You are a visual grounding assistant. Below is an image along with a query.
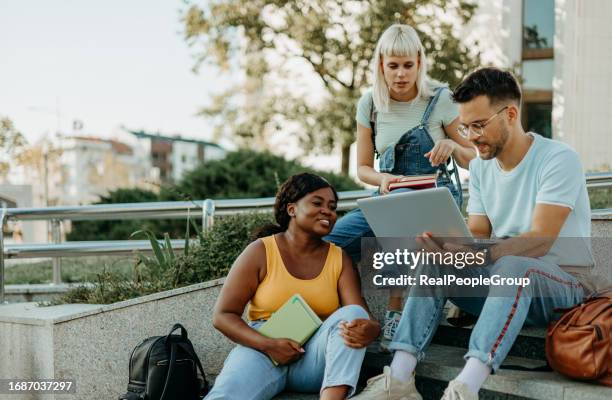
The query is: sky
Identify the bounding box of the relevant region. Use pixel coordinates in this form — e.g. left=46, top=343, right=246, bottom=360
left=0, top=0, right=228, bottom=146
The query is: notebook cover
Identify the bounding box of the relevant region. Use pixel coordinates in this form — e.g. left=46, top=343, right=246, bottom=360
left=258, top=294, right=323, bottom=362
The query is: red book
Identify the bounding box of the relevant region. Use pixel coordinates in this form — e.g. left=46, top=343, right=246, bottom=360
left=388, top=174, right=437, bottom=191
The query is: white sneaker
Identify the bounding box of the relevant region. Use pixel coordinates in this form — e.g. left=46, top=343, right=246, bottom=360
left=352, top=366, right=422, bottom=400
left=379, top=310, right=402, bottom=352
left=440, top=380, right=478, bottom=400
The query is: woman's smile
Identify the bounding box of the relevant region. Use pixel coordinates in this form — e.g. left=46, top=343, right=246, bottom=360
left=318, top=218, right=331, bottom=227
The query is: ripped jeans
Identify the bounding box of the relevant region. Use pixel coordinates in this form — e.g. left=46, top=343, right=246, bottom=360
left=388, top=255, right=584, bottom=371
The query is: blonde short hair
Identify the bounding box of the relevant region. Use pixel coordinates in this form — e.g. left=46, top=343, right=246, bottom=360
left=372, top=24, right=436, bottom=112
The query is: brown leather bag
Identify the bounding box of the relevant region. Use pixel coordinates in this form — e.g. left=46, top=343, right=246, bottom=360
left=546, top=289, right=612, bottom=387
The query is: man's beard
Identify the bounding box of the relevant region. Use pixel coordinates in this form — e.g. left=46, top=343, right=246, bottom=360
left=477, top=126, right=509, bottom=160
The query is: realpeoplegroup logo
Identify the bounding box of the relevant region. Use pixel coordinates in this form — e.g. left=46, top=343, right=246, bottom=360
left=372, top=272, right=531, bottom=289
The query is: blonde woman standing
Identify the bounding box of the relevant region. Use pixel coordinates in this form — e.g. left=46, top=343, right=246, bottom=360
left=325, top=24, right=475, bottom=352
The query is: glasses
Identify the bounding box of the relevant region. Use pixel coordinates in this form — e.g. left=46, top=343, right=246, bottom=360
left=457, top=106, right=509, bottom=139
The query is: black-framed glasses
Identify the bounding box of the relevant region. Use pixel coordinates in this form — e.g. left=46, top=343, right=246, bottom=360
left=457, top=106, right=509, bottom=139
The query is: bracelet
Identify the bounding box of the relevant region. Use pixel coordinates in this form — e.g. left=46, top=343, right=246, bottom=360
left=482, top=248, right=493, bottom=265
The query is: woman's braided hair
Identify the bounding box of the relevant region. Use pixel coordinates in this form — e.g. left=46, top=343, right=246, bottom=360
left=254, top=173, right=338, bottom=239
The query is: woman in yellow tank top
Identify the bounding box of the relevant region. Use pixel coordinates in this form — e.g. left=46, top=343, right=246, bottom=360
left=206, top=173, right=381, bottom=400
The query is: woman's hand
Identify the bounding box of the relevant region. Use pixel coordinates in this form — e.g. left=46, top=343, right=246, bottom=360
left=424, top=139, right=456, bottom=167
left=262, top=338, right=305, bottom=365
left=378, top=173, right=403, bottom=195
left=339, top=318, right=381, bottom=348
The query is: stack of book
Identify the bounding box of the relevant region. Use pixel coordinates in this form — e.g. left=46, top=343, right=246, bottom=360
left=388, top=173, right=438, bottom=191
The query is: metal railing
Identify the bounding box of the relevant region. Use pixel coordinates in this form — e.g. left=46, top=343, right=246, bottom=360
left=1, top=172, right=612, bottom=302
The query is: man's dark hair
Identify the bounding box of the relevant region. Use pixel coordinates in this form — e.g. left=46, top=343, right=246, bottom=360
left=452, top=67, right=522, bottom=106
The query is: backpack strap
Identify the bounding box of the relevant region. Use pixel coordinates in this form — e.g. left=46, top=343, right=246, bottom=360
left=420, top=86, right=445, bottom=125
left=159, top=341, right=177, bottom=400
left=369, top=92, right=380, bottom=158
left=177, top=342, right=209, bottom=395
left=421, top=87, right=464, bottom=206
left=165, top=323, right=188, bottom=342
left=159, top=324, right=209, bottom=398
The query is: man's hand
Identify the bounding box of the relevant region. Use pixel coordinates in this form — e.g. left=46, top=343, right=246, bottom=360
left=417, top=232, right=488, bottom=267
left=339, top=319, right=381, bottom=348
left=416, top=231, right=445, bottom=252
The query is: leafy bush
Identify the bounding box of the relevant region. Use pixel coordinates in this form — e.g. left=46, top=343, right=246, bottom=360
left=171, top=212, right=273, bottom=284
left=162, top=149, right=361, bottom=201
left=68, top=149, right=361, bottom=240
left=55, top=213, right=273, bottom=305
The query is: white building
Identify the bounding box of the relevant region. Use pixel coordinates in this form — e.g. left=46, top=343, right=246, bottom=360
left=473, top=0, right=612, bottom=171
left=128, top=130, right=226, bottom=183
left=56, top=136, right=158, bottom=205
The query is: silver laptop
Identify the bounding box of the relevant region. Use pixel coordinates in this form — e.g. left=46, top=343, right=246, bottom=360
left=357, top=187, right=472, bottom=240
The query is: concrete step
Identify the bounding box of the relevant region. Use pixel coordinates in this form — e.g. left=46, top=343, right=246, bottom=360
left=274, top=394, right=317, bottom=400
left=432, top=320, right=547, bottom=361
left=362, top=344, right=611, bottom=400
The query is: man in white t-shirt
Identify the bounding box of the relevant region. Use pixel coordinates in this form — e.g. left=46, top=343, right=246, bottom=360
left=353, top=68, right=590, bottom=400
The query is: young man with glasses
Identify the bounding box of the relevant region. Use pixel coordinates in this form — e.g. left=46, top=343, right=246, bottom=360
left=352, top=68, right=593, bottom=400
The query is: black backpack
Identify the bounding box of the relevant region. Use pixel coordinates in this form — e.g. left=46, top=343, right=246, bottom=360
left=119, top=323, right=209, bottom=400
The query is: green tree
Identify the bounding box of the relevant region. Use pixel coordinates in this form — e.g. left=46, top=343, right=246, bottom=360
left=0, top=116, right=27, bottom=181
left=68, top=149, right=361, bottom=240
left=163, top=149, right=361, bottom=201
left=183, top=0, right=480, bottom=174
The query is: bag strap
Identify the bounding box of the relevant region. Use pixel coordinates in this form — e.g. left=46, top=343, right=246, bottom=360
left=548, top=305, right=581, bottom=335
left=177, top=341, right=209, bottom=395
left=159, top=341, right=177, bottom=400
left=164, top=323, right=188, bottom=344
left=420, top=87, right=445, bottom=125
left=369, top=93, right=379, bottom=159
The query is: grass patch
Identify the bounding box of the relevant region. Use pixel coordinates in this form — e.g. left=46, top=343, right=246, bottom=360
left=5, top=256, right=134, bottom=285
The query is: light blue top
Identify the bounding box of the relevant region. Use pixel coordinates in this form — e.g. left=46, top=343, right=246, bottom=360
left=468, top=133, right=594, bottom=267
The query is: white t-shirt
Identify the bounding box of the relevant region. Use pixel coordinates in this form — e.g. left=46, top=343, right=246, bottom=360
left=356, top=88, right=458, bottom=155
left=468, top=133, right=594, bottom=267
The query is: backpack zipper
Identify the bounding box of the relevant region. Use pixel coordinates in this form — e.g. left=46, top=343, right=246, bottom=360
left=156, top=359, right=194, bottom=366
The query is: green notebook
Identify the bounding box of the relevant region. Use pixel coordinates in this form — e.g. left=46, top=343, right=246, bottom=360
left=258, top=294, right=323, bottom=363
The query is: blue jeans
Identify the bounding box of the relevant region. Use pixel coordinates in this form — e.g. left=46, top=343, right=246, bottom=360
left=205, top=305, right=369, bottom=400
left=388, top=256, right=584, bottom=371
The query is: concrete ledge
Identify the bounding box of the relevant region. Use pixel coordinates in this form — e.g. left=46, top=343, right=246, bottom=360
left=0, top=279, right=232, bottom=400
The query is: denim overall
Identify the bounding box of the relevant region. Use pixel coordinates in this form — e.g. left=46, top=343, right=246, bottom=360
left=324, top=87, right=463, bottom=263
left=376, top=87, right=462, bottom=205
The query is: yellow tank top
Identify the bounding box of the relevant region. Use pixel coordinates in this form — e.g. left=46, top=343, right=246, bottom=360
left=247, top=235, right=343, bottom=321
